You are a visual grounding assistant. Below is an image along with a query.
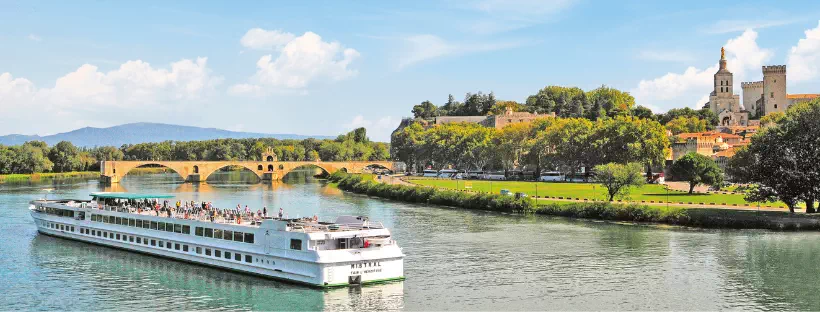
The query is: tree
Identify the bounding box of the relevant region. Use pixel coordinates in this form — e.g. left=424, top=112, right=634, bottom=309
left=306, top=150, right=320, bottom=161
left=670, top=152, right=724, bottom=194
left=593, top=162, right=645, bottom=201
left=760, top=111, right=785, bottom=127
left=727, top=99, right=820, bottom=213
left=665, top=116, right=707, bottom=135
left=494, top=123, right=532, bottom=171
left=543, top=118, right=594, bottom=181
left=656, top=107, right=717, bottom=130
left=586, top=85, right=635, bottom=118
left=48, top=141, right=82, bottom=172
left=412, top=100, right=438, bottom=119
left=631, top=105, right=654, bottom=120
left=593, top=116, right=670, bottom=174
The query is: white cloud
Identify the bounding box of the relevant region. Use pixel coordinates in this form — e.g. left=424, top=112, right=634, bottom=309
left=0, top=58, right=222, bottom=134
left=396, top=34, right=525, bottom=70
left=703, top=19, right=798, bottom=34
left=344, top=115, right=398, bottom=142
left=638, top=50, right=695, bottom=63
left=631, top=29, right=772, bottom=112
left=231, top=30, right=360, bottom=94
left=27, top=34, right=41, bottom=42
left=240, top=28, right=296, bottom=50
left=787, top=20, right=820, bottom=82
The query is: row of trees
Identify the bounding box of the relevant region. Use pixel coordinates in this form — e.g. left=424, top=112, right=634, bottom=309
left=409, top=87, right=719, bottom=136
left=0, top=128, right=390, bottom=175
left=391, top=115, right=670, bottom=178
left=727, top=99, right=820, bottom=213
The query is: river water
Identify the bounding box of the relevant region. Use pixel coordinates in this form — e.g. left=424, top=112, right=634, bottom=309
left=2, top=170, right=820, bottom=311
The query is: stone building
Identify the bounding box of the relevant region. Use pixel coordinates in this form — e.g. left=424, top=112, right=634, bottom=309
left=670, top=132, right=744, bottom=161
left=432, top=106, right=555, bottom=129
left=741, top=64, right=820, bottom=116
left=707, top=47, right=749, bottom=126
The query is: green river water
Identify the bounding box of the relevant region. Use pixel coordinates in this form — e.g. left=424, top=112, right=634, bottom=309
left=2, top=170, right=820, bottom=311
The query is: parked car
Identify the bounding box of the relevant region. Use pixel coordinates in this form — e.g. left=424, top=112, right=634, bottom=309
left=514, top=192, right=529, bottom=199
left=500, top=189, right=513, bottom=196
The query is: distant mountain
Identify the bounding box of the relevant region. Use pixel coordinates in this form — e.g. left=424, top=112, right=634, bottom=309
left=0, top=123, right=333, bottom=147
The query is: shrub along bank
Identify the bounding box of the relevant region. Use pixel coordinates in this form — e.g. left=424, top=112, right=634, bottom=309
left=330, top=173, right=820, bottom=231
left=329, top=172, right=533, bottom=213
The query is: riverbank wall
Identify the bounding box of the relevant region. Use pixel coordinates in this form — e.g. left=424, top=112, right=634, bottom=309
left=330, top=173, right=820, bottom=231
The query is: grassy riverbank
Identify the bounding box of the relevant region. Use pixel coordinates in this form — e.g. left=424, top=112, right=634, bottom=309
left=0, top=171, right=100, bottom=184
left=330, top=173, right=820, bottom=231
left=408, top=178, right=786, bottom=208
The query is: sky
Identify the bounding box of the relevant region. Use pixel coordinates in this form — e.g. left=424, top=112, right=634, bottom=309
left=2, top=0, right=820, bottom=142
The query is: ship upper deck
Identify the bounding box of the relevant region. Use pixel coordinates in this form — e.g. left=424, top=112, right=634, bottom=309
left=33, top=193, right=386, bottom=234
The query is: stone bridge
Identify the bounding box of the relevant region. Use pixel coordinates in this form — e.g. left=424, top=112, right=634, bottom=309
left=99, top=160, right=396, bottom=183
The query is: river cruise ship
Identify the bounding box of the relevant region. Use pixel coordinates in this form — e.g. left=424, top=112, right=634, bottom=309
left=29, top=192, right=405, bottom=288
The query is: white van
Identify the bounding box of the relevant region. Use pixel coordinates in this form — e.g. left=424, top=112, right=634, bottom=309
left=539, top=171, right=565, bottom=182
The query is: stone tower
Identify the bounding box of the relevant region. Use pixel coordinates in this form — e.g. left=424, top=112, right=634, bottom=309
left=741, top=81, right=763, bottom=116
left=710, top=47, right=737, bottom=114
left=762, top=65, right=787, bottom=114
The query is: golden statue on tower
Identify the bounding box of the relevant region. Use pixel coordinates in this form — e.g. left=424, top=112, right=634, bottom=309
left=721, top=46, right=725, bottom=59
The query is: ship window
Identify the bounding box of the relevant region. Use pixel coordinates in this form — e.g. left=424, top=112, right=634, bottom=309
left=129, top=219, right=135, bottom=227
left=136, top=237, right=141, bottom=244
left=245, top=255, right=252, bottom=263
left=158, top=222, right=165, bottom=231
left=136, top=220, right=143, bottom=228
left=235, top=253, right=241, bottom=261
left=244, top=233, right=254, bottom=244
left=214, top=229, right=223, bottom=240
left=101, top=215, right=107, bottom=223
left=151, top=239, right=156, bottom=246
left=103, top=232, right=108, bottom=238
left=290, top=239, right=302, bottom=251
left=233, top=232, right=243, bottom=242
left=174, top=224, right=182, bottom=233
left=115, top=233, right=120, bottom=240
left=338, top=238, right=348, bottom=249
left=91, top=230, right=96, bottom=236
left=97, top=231, right=102, bottom=237
left=115, top=217, right=122, bottom=225
left=195, top=227, right=203, bottom=236
left=205, top=248, right=212, bottom=256
left=196, top=247, right=202, bottom=254
left=70, top=226, right=74, bottom=232
left=224, top=251, right=231, bottom=259
left=166, top=242, right=172, bottom=249
left=143, top=238, right=149, bottom=245
left=215, top=250, right=221, bottom=258
left=129, top=236, right=134, bottom=243
left=159, top=241, right=164, bottom=247
left=175, top=243, right=180, bottom=250
left=142, top=221, right=149, bottom=229
left=223, top=230, right=233, bottom=241
left=151, top=221, right=158, bottom=230
left=182, top=225, right=190, bottom=235
left=165, top=223, right=174, bottom=233
left=205, top=228, right=213, bottom=238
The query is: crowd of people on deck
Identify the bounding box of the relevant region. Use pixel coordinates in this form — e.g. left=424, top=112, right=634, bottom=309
left=97, top=198, right=294, bottom=225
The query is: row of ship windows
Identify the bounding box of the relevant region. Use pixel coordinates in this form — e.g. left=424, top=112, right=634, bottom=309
left=45, top=221, right=280, bottom=266
left=78, top=227, right=254, bottom=264
left=90, top=214, right=192, bottom=235
left=40, top=207, right=75, bottom=218
left=194, top=227, right=255, bottom=244
left=89, top=214, right=256, bottom=244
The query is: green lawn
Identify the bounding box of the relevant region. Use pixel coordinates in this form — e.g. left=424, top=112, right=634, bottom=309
left=407, top=178, right=785, bottom=207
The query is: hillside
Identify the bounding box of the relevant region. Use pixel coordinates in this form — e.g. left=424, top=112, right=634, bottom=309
left=0, top=123, right=332, bottom=147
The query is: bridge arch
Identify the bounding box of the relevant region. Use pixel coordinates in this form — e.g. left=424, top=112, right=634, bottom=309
left=121, top=162, right=187, bottom=181
left=199, top=162, right=264, bottom=181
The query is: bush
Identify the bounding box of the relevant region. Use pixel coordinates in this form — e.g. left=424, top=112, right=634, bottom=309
left=534, top=202, right=690, bottom=224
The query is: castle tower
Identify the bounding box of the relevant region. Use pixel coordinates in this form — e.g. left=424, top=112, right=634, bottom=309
left=762, top=65, right=787, bottom=114
left=710, top=47, right=736, bottom=114
left=741, top=81, right=763, bottom=116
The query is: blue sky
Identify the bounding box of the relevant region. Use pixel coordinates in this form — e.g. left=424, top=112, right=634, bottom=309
left=2, top=0, right=820, bottom=142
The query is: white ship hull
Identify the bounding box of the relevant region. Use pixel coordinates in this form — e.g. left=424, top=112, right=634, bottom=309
left=30, top=201, right=404, bottom=288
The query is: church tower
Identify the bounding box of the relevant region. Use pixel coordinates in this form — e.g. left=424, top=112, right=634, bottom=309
left=710, top=47, right=736, bottom=113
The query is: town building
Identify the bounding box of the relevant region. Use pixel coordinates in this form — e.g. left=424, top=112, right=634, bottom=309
left=669, top=131, right=748, bottom=172
left=433, top=106, right=555, bottom=129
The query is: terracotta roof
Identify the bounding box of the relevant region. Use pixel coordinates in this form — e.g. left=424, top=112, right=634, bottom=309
left=787, top=94, right=820, bottom=99
left=677, top=132, right=741, bottom=139
left=713, top=148, right=736, bottom=158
